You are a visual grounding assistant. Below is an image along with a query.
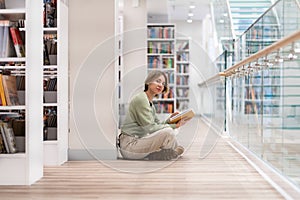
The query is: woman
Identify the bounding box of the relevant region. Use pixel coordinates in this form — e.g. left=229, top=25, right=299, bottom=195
left=119, top=70, right=189, bottom=160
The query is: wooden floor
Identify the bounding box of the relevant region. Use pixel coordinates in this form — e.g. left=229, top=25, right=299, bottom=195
left=0, top=119, right=284, bottom=200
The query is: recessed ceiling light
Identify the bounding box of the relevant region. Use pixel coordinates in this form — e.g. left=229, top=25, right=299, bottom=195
left=189, top=5, right=195, bottom=9
left=187, top=19, right=193, bottom=23
left=188, top=13, right=194, bottom=17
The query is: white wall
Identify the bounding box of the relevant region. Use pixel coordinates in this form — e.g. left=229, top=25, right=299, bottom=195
left=69, top=0, right=147, bottom=160
left=121, top=0, right=147, bottom=108
left=171, top=20, right=215, bottom=115
left=69, top=0, right=116, bottom=159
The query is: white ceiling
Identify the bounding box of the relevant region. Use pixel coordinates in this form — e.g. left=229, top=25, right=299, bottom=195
left=147, top=0, right=212, bottom=21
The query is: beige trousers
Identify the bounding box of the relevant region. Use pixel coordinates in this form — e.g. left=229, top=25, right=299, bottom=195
left=119, top=127, right=178, bottom=160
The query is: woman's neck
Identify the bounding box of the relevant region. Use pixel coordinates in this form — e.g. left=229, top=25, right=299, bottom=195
left=145, top=90, right=154, bottom=102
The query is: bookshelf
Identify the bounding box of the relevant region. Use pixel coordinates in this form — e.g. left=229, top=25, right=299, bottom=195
left=147, top=23, right=176, bottom=114
left=0, top=0, right=44, bottom=185
left=42, top=0, right=68, bottom=166
left=175, top=38, right=190, bottom=111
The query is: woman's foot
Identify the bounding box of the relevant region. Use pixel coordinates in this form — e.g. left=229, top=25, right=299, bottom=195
left=146, top=146, right=184, bottom=160
left=175, top=145, right=184, bottom=156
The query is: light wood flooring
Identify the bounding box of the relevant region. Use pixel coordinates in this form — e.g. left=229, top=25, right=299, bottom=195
left=0, top=119, right=284, bottom=200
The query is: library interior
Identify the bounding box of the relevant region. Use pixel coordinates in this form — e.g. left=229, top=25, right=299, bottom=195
left=0, top=0, right=300, bottom=199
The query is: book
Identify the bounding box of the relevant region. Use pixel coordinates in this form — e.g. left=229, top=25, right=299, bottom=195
left=9, top=26, right=25, bottom=57
left=0, top=122, right=10, bottom=153
left=2, top=122, right=17, bottom=153
left=169, top=109, right=195, bottom=124
left=0, top=132, right=6, bottom=153
left=0, top=74, right=7, bottom=106
left=2, top=75, right=20, bottom=106
left=0, top=20, right=16, bottom=58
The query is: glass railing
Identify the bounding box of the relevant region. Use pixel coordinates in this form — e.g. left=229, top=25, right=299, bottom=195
left=227, top=30, right=300, bottom=189
left=199, top=0, right=300, bottom=194
left=234, top=0, right=300, bottom=62
left=199, top=30, right=300, bottom=191
left=211, top=0, right=235, bottom=50
left=198, top=51, right=233, bottom=133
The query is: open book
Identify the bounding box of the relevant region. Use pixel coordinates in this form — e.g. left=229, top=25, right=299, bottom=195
left=169, top=109, right=195, bottom=124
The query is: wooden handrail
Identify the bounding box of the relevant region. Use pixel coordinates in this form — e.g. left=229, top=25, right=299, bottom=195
left=198, top=72, right=226, bottom=87
left=223, top=30, right=300, bottom=76
left=199, top=30, right=300, bottom=87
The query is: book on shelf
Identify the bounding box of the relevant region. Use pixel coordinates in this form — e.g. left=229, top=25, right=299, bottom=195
left=169, top=108, right=195, bottom=124
left=1, top=74, right=20, bottom=106
left=0, top=133, right=6, bottom=153
left=44, top=77, right=57, bottom=91
left=0, top=124, right=9, bottom=153
left=43, top=40, right=51, bottom=65
left=44, top=0, right=57, bottom=28
left=177, top=41, right=189, bottom=51
left=0, top=121, right=18, bottom=154
left=10, top=26, right=25, bottom=57
left=43, top=34, right=57, bottom=65
left=0, top=74, right=7, bottom=106
left=0, top=0, right=5, bottom=9
left=0, top=20, right=17, bottom=58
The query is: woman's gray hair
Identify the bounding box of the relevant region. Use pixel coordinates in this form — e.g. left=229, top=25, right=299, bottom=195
left=144, top=70, right=168, bottom=93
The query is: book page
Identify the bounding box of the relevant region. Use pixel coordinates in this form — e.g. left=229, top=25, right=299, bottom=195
left=169, top=109, right=195, bottom=124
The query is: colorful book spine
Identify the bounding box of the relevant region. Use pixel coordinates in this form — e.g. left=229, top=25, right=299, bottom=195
left=9, top=26, right=25, bottom=57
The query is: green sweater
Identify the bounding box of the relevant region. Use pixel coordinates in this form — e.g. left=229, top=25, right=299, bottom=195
left=121, top=92, right=176, bottom=138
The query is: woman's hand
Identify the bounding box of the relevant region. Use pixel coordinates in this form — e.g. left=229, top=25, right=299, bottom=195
left=167, top=112, right=179, bottom=124
left=175, top=117, right=189, bottom=128
left=170, top=112, right=179, bottom=118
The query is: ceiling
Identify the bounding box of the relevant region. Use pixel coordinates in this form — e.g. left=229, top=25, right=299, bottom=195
left=147, top=0, right=212, bottom=21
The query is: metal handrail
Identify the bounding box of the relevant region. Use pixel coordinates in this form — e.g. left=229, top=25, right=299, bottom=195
left=234, top=0, right=282, bottom=42
left=225, top=0, right=236, bottom=40
left=295, top=0, right=300, bottom=10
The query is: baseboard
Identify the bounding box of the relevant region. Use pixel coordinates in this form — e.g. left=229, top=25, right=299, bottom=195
left=68, top=149, right=118, bottom=160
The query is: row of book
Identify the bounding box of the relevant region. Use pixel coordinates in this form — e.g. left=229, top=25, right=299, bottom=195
left=0, top=62, right=25, bottom=67
left=176, top=100, right=189, bottom=111
left=43, top=0, right=57, bottom=28
left=148, top=26, right=175, bottom=39
left=44, top=77, right=57, bottom=91
left=176, top=64, right=189, bottom=73
left=176, top=41, right=189, bottom=51
left=177, top=52, right=189, bottom=62
left=43, top=106, right=57, bottom=140
left=44, top=107, right=57, bottom=127
left=147, top=56, right=160, bottom=68
left=162, top=58, right=174, bottom=68
left=165, top=72, right=174, bottom=84
left=148, top=56, right=176, bottom=69
left=155, top=87, right=174, bottom=99
left=43, top=34, right=57, bottom=65
left=176, top=76, right=189, bottom=85
left=154, top=102, right=174, bottom=114
left=0, top=20, right=25, bottom=58
left=16, top=75, right=25, bottom=90
left=148, top=42, right=173, bottom=54
left=176, top=88, right=189, bottom=98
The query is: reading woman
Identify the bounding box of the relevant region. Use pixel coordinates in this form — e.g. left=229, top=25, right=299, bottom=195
left=119, top=70, right=189, bottom=160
